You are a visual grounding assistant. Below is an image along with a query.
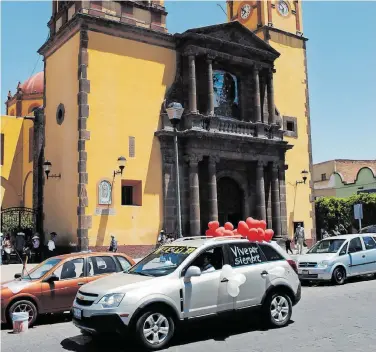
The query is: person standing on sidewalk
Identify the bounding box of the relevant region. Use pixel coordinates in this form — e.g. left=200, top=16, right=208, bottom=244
left=284, top=235, right=293, bottom=254
left=108, top=235, right=118, bottom=252
left=294, top=223, right=305, bottom=255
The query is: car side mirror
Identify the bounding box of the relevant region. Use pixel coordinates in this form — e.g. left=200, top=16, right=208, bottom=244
left=43, top=274, right=59, bottom=283
left=14, top=273, right=21, bottom=279
left=184, top=266, right=201, bottom=280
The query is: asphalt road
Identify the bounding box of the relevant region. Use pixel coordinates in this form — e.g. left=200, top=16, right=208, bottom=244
left=2, top=276, right=376, bottom=352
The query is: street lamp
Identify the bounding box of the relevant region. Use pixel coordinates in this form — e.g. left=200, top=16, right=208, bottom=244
left=296, top=170, right=309, bottom=185
left=166, top=102, right=184, bottom=238
left=43, top=160, right=61, bottom=179
left=114, top=156, right=126, bottom=177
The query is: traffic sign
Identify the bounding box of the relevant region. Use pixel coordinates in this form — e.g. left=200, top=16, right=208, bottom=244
left=354, top=204, right=363, bottom=220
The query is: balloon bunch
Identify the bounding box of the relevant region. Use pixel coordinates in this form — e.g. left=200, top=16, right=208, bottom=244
left=205, top=217, right=274, bottom=242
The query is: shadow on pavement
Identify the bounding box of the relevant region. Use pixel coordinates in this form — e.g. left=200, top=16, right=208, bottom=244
left=60, top=313, right=294, bottom=351
left=301, top=273, right=376, bottom=287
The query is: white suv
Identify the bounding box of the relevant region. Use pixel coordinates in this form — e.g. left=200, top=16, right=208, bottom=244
left=72, top=236, right=301, bottom=350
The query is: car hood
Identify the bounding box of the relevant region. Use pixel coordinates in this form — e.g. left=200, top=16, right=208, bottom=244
left=80, top=272, right=156, bottom=295
left=298, top=253, right=337, bottom=263
left=1, top=279, right=35, bottom=294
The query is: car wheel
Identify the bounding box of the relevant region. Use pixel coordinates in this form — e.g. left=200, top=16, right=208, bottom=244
left=263, top=292, right=292, bottom=328
left=135, top=310, right=175, bottom=351
left=332, top=267, right=346, bottom=285
left=8, top=299, right=38, bottom=326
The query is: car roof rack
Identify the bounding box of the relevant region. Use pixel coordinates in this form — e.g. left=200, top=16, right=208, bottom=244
left=173, top=236, right=211, bottom=242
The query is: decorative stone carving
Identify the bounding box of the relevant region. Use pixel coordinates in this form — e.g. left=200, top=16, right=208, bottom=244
left=98, top=180, right=112, bottom=205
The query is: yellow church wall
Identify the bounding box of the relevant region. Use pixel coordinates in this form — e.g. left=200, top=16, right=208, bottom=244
left=21, top=119, right=33, bottom=208
left=43, top=33, right=79, bottom=244
left=22, top=99, right=43, bottom=115
left=270, top=1, right=298, bottom=35
left=86, top=31, right=176, bottom=248
left=1, top=116, right=33, bottom=209
left=227, top=1, right=261, bottom=30
left=267, top=31, right=313, bottom=239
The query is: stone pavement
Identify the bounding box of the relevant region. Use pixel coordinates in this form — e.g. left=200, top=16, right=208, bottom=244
left=2, top=275, right=376, bottom=352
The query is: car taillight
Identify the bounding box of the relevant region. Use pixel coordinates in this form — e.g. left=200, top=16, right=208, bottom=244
left=287, top=259, right=298, bottom=274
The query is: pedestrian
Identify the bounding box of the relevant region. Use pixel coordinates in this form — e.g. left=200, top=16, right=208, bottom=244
left=15, top=232, right=26, bottom=263
left=284, top=235, right=293, bottom=254
left=321, top=228, right=330, bottom=239
left=32, top=233, right=41, bottom=263
left=3, top=234, right=12, bottom=264
left=0, top=232, right=3, bottom=265
left=47, top=232, right=57, bottom=257
left=339, top=224, right=348, bottom=235
left=331, top=225, right=341, bottom=237
left=294, top=223, right=305, bottom=255
left=109, top=235, right=118, bottom=252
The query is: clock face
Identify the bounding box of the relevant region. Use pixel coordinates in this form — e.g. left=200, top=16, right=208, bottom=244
left=277, top=1, right=290, bottom=17
left=240, top=4, right=252, bottom=20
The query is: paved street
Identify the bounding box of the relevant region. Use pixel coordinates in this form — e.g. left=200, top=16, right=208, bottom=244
left=2, top=276, right=376, bottom=352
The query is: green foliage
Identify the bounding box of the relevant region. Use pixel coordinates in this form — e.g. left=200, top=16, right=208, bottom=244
left=315, top=194, right=376, bottom=232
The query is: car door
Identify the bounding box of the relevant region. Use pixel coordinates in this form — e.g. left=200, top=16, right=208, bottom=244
left=227, top=242, right=269, bottom=309
left=348, top=237, right=367, bottom=276
left=41, top=257, right=86, bottom=312
left=181, top=245, right=233, bottom=318
left=85, top=255, right=120, bottom=284
left=360, top=236, right=376, bottom=273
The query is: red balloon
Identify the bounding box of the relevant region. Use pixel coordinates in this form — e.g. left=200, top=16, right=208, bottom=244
left=214, top=227, right=225, bottom=237
left=264, top=229, right=274, bottom=242
left=224, top=222, right=234, bottom=231
left=233, top=229, right=238, bottom=236
left=256, top=228, right=265, bottom=241
left=247, top=228, right=258, bottom=241
left=259, top=220, right=267, bottom=230
left=245, top=217, right=254, bottom=228
left=247, top=218, right=260, bottom=229
left=237, top=221, right=249, bottom=236
left=223, top=229, right=234, bottom=237
left=208, top=221, right=220, bottom=230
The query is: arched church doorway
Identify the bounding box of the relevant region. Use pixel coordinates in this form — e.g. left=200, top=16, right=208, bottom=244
left=217, top=177, right=244, bottom=226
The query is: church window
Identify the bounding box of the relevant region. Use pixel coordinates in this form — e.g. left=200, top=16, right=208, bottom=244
left=121, top=180, right=142, bottom=206
left=321, top=173, right=327, bottom=181
left=56, top=103, right=65, bottom=125
left=213, top=70, right=240, bottom=119
left=283, top=116, right=298, bottom=138
left=98, top=180, right=112, bottom=205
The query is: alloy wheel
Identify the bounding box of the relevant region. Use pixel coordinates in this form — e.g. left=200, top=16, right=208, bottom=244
left=142, top=313, right=170, bottom=346
left=13, top=302, right=34, bottom=323
left=270, top=295, right=290, bottom=324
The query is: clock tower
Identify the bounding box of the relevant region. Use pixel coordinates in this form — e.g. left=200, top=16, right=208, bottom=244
left=227, top=0, right=316, bottom=244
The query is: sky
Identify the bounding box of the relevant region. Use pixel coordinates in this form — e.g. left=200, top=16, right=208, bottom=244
left=1, top=1, right=376, bottom=164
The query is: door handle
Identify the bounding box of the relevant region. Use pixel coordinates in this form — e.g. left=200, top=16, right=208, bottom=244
left=362, top=255, right=366, bottom=258
left=261, top=271, right=268, bottom=277
left=221, top=278, right=229, bottom=283
left=78, top=282, right=85, bottom=286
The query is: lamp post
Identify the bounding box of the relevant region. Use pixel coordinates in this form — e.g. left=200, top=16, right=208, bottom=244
left=43, top=161, right=61, bottom=179
left=166, top=102, right=184, bottom=238
left=296, top=170, right=309, bottom=185
left=113, top=156, right=126, bottom=178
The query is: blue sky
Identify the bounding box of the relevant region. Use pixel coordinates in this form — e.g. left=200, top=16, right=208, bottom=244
left=1, top=1, right=375, bottom=163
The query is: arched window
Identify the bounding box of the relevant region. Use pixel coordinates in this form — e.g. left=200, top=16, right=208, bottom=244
left=28, top=104, right=40, bottom=114
left=98, top=180, right=112, bottom=205
left=213, top=70, right=239, bottom=118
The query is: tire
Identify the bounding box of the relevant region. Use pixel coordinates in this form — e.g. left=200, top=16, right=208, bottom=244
left=332, top=267, right=346, bottom=285
left=8, top=299, right=38, bottom=326
left=135, top=309, right=175, bottom=351
left=262, top=292, right=292, bottom=328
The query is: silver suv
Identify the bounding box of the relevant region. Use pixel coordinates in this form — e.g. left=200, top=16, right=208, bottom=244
left=72, top=236, right=301, bottom=350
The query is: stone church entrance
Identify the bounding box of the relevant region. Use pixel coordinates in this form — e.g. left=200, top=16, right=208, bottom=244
left=217, top=177, right=244, bottom=226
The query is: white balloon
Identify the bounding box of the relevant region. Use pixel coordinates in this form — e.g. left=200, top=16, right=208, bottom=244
left=234, top=273, right=246, bottom=286
left=220, top=264, right=233, bottom=280
left=227, top=281, right=240, bottom=297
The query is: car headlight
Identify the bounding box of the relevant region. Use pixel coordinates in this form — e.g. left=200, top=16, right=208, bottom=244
left=317, top=260, right=330, bottom=268
left=98, top=293, right=125, bottom=308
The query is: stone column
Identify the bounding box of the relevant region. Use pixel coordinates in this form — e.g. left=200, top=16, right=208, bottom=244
left=253, top=65, right=262, bottom=123
left=279, top=163, right=288, bottom=236
left=188, top=55, right=197, bottom=113
left=256, top=160, right=266, bottom=221
left=267, top=69, right=276, bottom=125
left=162, top=155, right=176, bottom=234
left=187, top=155, right=202, bottom=236
left=208, top=156, right=219, bottom=221
left=271, top=162, right=282, bottom=237
left=207, top=57, right=214, bottom=116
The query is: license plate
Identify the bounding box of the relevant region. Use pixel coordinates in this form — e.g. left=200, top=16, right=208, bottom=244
left=302, top=270, right=309, bottom=275
left=73, top=308, right=82, bottom=320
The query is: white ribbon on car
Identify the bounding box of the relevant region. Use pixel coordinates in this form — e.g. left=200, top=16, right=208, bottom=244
left=220, top=264, right=246, bottom=298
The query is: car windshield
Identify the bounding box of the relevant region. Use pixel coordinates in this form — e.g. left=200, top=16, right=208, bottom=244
left=22, top=258, right=62, bottom=280
left=308, top=239, right=346, bottom=254
left=128, top=245, right=197, bottom=277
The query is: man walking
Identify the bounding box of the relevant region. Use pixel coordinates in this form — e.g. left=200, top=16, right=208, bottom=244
left=284, top=235, right=293, bottom=255
left=294, top=223, right=305, bottom=255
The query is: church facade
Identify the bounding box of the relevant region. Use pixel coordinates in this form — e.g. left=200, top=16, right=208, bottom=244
left=19, top=0, right=315, bottom=257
